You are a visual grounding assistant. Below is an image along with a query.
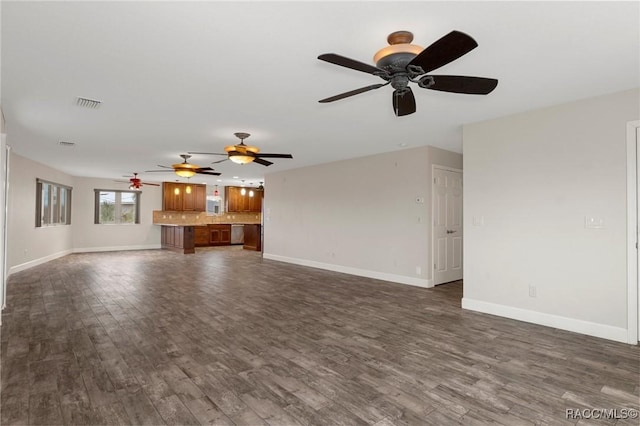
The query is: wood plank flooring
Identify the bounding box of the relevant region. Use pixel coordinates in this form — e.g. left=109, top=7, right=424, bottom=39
left=1, top=247, right=638, bottom=425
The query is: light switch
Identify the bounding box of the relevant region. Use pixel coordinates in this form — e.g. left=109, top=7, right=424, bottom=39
left=472, top=216, right=484, bottom=226
left=585, top=216, right=605, bottom=229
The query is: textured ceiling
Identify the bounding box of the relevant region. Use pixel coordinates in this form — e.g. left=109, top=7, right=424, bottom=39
left=2, top=1, right=638, bottom=187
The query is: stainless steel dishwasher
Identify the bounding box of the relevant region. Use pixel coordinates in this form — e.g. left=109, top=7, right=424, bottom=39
left=230, top=224, right=244, bottom=245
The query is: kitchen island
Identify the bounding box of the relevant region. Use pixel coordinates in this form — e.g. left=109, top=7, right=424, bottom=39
left=154, top=210, right=261, bottom=254
left=160, top=224, right=195, bottom=254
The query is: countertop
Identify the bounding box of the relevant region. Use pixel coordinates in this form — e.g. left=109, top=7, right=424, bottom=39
left=155, top=223, right=257, bottom=226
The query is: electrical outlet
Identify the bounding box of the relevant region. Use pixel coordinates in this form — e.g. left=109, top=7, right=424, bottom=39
left=585, top=216, right=605, bottom=229
left=416, top=266, right=422, bottom=275
left=529, top=285, right=537, bottom=298
left=473, top=216, right=484, bottom=226
left=415, top=197, right=424, bottom=204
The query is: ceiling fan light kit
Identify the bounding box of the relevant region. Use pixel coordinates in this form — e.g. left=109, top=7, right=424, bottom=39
left=373, top=31, right=424, bottom=68
left=318, top=30, right=498, bottom=116
left=116, top=172, right=160, bottom=190
left=174, top=168, right=197, bottom=178
left=188, top=133, right=293, bottom=167
left=145, top=154, right=222, bottom=177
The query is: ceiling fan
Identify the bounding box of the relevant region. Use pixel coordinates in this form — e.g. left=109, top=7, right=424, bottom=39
left=189, top=132, right=293, bottom=167
left=115, top=173, right=160, bottom=190
left=145, top=154, right=221, bottom=178
left=317, top=30, right=498, bottom=116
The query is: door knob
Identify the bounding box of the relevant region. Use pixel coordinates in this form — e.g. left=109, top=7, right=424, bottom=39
left=446, top=230, right=457, bottom=234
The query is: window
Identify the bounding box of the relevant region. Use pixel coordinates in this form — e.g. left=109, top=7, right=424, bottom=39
left=36, top=179, right=72, bottom=227
left=94, top=190, right=140, bottom=224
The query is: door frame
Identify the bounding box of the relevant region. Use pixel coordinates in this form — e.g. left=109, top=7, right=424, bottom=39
left=1, top=137, right=8, bottom=314
left=626, top=120, right=639, bottom=344
left=431, top=164, right=463, bottom=286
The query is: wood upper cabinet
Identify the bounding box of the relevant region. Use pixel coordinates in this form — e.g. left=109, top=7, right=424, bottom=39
left=225, top=186, right=262, bottom=212
left=162, top=182, right=183, bottom=211
left=248, top=191, right=262, bottom=212
left=194, top=185, right=206, bottom=212
left=162, top=182, right=206, bottom=211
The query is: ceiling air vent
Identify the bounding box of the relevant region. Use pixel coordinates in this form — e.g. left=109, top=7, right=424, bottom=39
left=75, top=96, right=102, bottom=109
left=58, top=141, right=76, bottom=147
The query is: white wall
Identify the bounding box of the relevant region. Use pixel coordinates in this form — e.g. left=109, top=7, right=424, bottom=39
left=71, top=177, right=161, bottom=252
left=263, top=145, right=461, bottom=287
left=8, top=153, right=74, bottom=273
left=462, top=88, right=640, bottom=343
left=7, top=153, right=162, bottom=274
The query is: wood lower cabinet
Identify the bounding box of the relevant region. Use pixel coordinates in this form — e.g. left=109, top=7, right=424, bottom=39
left=243, top=224, right=261, bottom=251
left=161, top=225, right=195, bottom=254
left=209, top=224, right=231, bottom=246
left=194, top=226, right=209, bottom=247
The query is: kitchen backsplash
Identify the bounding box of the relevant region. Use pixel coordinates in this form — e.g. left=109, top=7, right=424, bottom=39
left=153, top=210, right=261, bottom=225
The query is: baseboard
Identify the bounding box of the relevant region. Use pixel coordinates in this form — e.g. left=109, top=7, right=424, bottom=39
left=263, top=253, right=433, bottom=288
left=8, top=249, right=73, bottom=275
left=462, top=297, right=629, bottom=343
left=8, top=245, right=162, bottom=276
left=73, top=244, right=161, bottom=253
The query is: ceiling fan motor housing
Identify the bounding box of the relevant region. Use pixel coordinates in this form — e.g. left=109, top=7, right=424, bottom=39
left=375, top=52, right=419, bottom=73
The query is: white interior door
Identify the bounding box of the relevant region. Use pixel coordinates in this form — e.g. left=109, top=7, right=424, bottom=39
left=433, top=167, right=463, bottom=285
left=637, top=127, right=639, bottom=336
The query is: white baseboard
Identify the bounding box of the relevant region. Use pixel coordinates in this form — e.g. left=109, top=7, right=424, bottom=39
left=462, top=297, right=629, bottom=343
left=263, top=253, right=433, bottom=288
left=9, top=249, right=73, bottom=275
left=73, top=244, right=161, bottom=253
left=8, top=245, right=162, bottom=276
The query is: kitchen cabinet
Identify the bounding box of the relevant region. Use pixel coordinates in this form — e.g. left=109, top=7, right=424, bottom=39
left=194, top=185, right=207, bottom=211
left=163, top=182, right=206, bottom=212
left=243, top=224, right=261, bottom=251
left=194, top=226, right=210, bottom=247
left=225, top=186, right=262, bottom=213
left=209, top=224, right=231, bottom=246
left=161, top=225, right=195, bottom=254
left=162, top=182, right=183, bottom=211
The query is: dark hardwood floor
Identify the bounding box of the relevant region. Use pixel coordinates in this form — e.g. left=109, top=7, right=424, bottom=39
left=1, top=247, right=638, bottom=425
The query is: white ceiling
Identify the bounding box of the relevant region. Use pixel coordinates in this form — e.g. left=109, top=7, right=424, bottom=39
left=2, top=1, right=638, bottom=188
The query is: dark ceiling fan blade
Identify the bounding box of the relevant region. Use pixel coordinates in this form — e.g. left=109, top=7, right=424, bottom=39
left=318, top=53, right=385, bottom=75
left=156, top=164, right=173, bottom=169
left=187, top=152, right=227, bottom=156
left=252, top=158, right=273, bottom=167
left=255, top=153, right=293, bottom=159
left=212, top=158, right=228, bottom=164
left=319, top=83, right=388, bottom=103
left=194, top=166, right=221, bottom=175
left=392, top=88, right=416, bottom=117
left=422, top=75, right=498, bottom=94
left=408, top=30, right=478, bottom=74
